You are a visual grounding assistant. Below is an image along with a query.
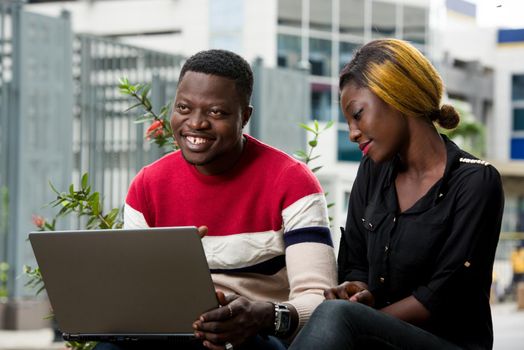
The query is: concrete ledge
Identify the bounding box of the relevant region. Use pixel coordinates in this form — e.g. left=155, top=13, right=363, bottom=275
left=0, top=328, right=64, bottom=349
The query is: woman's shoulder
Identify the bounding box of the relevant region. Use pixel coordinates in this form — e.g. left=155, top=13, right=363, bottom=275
left=451, top=150, right=502, bottom=195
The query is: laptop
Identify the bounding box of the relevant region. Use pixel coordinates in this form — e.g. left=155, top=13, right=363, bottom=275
left=29, top=227, right=218, bottom=342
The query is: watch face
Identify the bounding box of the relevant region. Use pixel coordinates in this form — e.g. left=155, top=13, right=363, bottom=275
left=281, top=311, right=291, bottom=330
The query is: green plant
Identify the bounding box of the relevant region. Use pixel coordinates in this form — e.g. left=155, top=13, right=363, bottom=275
left=293, top=120, right=335, bottom=219
left=119, top=77, right=176, bottom=151
left=0, top=261, right=8, bottom=301
left=25, top=173, right=123, bottom=350
left=293, top=120, right=333, bottom=172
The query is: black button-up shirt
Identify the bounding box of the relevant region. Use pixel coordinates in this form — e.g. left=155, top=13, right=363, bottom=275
left=338, top=136, right=504, bottom=349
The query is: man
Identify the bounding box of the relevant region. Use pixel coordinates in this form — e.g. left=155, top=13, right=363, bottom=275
left=98, top=49, right=336, bottom=350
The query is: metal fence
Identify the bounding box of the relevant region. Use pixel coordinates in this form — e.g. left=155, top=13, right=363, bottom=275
left=0, top=0, right=12, bottom=264
left=0, top=1, right=185, bottom=296
left=72, top=34, right=184, bottom=213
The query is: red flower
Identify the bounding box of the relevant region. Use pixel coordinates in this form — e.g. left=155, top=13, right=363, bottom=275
left=32, top=215, right=45, bottom=228
left=146, top=120, right=164, bottom=140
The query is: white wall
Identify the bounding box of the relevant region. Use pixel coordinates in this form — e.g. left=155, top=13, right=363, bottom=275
left=243, top=0, right=278, bottom=66
left=27, top=0, right=210, bottom=56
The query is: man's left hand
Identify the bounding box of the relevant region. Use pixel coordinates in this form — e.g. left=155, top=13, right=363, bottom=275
left=193, top=291, right=273, bottom=349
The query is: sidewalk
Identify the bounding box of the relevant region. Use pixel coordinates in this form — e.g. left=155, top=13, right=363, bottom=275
left=492, top=302, right=524, bottom=350
left=0, top=302, right=523, bottom=349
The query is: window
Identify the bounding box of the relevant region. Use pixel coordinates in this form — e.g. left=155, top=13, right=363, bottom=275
left=277, top=34, right=301, bottom=69
left=340, top=41, right=359, bottom=71
left=514, top=108, right=524, bottom=131
left=310, top=0, right=332, bottom=31
left=311, top=84, right=332, bottom=121
left=309, top=38, right=332, bottom=76
left=402, top=5, right=427, bottom=45
left=513, top=74, right=524, bottom=101
left=277, top=0, right=302, bottom=28
left=512, top=74, right=524, bottom=159
left=340, top=0, right=365, bottom=37
left=337, top=130, right=361, bottom=162
left=372, top=1, right=397, bottom=38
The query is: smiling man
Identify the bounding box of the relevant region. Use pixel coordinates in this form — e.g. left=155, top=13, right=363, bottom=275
left=107, top=50, right=337, bottom=350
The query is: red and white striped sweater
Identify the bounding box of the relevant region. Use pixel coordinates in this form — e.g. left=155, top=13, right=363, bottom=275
left=124, top=134, right=337, bottom=328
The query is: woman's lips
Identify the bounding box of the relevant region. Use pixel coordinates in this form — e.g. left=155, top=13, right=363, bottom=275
left=359, top=141, right=372, bottom=156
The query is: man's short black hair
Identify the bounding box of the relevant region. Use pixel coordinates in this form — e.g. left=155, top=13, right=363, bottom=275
left=179, top=49, right=254, bottom=107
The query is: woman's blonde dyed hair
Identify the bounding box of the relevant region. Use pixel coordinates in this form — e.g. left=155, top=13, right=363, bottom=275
left=340, top=39, right=459, bottom=129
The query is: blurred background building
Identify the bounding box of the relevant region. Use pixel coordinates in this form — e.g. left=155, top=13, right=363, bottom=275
left=1, top=0, right=523, bottom=309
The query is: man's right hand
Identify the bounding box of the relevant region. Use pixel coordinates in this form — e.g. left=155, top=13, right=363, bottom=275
left=197, top=226, right=208, bottom=238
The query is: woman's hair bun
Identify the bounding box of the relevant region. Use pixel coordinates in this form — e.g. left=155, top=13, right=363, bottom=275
left=436, top=104, right=460, bottom=129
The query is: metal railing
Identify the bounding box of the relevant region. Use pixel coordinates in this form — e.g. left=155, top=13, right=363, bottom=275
left=72, top=34, right=185, bottom=212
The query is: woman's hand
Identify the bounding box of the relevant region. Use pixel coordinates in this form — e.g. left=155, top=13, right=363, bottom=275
left=324, top=281, right=375, bottom=307
left=193, top=290, right=274, bottom=350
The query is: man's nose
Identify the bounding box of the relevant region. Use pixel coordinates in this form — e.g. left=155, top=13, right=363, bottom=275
left=187, top=111, right=210, bottom=129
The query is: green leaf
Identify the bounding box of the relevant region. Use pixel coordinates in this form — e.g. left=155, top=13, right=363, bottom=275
left=133, top=115, right=154, bottom=124
left=311, top=166, right=322, bottom=173
left=313, top=120, right=319, bottom=131
left=308, top=140, right=318, bottom=147
left=299, top=123, right=315, bottom=133
left=140, top=84, right=151, bottom=100
left=91, top=193, right=100, bottom=216
left=293, top=150, right=308, bottom=160
left=324, top=120, right=334, bottom=130
left=81, top=173, right=88, bottom=190
left=48, top=181, right=59, bottom=195
left=125, top=102, right=145, bottom=112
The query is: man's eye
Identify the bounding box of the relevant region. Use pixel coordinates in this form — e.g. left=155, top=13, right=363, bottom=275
left=176, top=104, right=188, bottom=112
left=209, top=109, right=223, bottom=116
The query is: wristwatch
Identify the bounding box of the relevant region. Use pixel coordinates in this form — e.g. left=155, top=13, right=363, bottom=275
left=273, top=302, right=291, bottom=337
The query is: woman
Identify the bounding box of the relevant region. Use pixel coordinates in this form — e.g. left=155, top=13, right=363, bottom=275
left=290, top=39, right=504, bottom=349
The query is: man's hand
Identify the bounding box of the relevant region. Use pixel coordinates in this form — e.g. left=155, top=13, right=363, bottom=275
left=193, top=291, right=274, bottom=349
left=197, top=226, right=208, bottom=238
left=324, top=281, right=374, bottom=307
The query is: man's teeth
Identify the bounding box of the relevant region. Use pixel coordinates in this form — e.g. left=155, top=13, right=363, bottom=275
left=187, top=136, right=209, bottom=145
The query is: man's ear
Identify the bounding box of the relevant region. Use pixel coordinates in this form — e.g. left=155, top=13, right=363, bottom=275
left=242, top=105, right=253, bottom=128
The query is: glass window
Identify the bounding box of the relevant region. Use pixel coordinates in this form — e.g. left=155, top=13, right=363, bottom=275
left=514, top=108, right=524, bottom=131
left=338, top=130, right=362, bottom=162
left=513, top=75, right=524, bottom=101
left=372, top=1, right=397, bottom=38
left=277, top=0, right=302, bottom=28
left=277, top=34, right=301, bottom=69
left=311, top=83, right=332, bottom=121
left=402, top=5, right=427, bottom=45
left=340, top=41, right=359, bottom=71
left=511, top=138, right=524, bottom=160
left=310, top=0, right=332, bottom=31
left=309, top=38, right=332, bottom=76
left=340, top=0, right=365, bottom=37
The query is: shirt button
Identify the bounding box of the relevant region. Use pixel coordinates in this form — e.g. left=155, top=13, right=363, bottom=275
left=379, top=277, right=385, bottom=283
left=393, top=217, right=396, bottom=223
left=384, top=245, right=389, bottom=252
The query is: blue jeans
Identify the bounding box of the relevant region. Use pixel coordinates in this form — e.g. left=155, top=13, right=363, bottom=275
left=93, top=335, right=287, bottom=350
left=289, top=300, right=462, bottom=350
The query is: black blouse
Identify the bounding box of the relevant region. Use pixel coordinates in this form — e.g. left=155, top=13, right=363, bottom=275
left=338, top=136, right=504, bottom=350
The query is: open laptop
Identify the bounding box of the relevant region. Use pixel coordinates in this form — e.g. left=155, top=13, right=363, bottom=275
left=29, top=227, right=218, bottom=342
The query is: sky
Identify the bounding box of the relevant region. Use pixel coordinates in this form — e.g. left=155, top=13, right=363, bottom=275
left=474, top=0, right=524, bottom=28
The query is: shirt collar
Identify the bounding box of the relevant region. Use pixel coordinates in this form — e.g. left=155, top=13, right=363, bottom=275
left=383, top=134, right=462, bottom=214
